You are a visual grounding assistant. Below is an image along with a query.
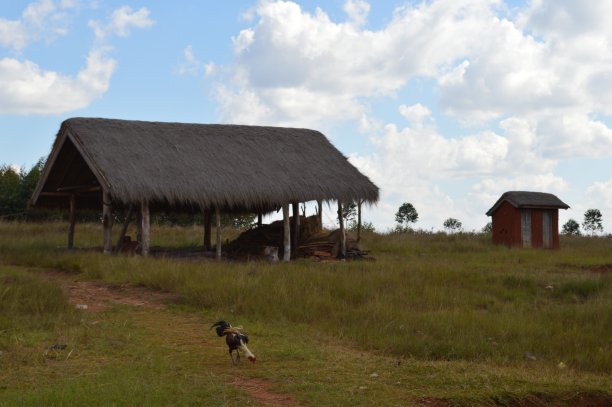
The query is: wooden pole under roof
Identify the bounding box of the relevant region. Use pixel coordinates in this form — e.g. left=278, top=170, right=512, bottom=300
left=67, top=194, right=76, bottom=250
left=283, top=204, right=291, bottom=261
left=102, top=190, right=113, bottom=255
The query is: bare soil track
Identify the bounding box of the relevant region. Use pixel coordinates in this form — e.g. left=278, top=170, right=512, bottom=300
left=43, top=270, right=302, bottom=407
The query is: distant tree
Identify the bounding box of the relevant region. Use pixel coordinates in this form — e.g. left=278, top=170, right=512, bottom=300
left=336, top=201, right=358, bottom=228
left=582, top=209, right=603, bottom=235
left=225, top=214, right=257, bottom=229
left=348, top=220, right=375, bottom=233
left=561, top=219, right=581, bottom=236
left=443, top=217, right=462, bottom=233
left=0, top=158, right=44, bottom=220
left=395, top=202, right=418, bottom=231
left=0, top=165, right=21, bottom=218
left=482, top=222, right=492, bottom=234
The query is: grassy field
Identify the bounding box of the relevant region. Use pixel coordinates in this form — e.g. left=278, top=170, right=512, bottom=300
left=0, top=221, right=610, bottom=406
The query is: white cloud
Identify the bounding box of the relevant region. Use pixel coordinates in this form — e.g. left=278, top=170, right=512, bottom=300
left=208, top=0, right=612, bottom=229
left=0, top=2, right=153, bottom=115
left=232, top=29, right=255, bottom=55
left=0, top=0, right=78, bottom=51
left=343, top=0, right=370, bottom=27
left=0, top=19, right=28, bottom=50
left=586, top=179, right=612, bottom=210
left=471, top=174, right=569, bottom=206
left=177, top=45, right=201, bottom=75
left=360, top=104, right=510, bottom=180
left=89, top=6, right=154, bottom=40
left=176, top=45, right=216, bottom=77
left=398, top=104, right=432, bottom=128
left=0, top=48, right=115, bottom=115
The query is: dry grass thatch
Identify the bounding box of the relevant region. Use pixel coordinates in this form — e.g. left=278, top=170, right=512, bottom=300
left=32, top=118, right=379, bottom=211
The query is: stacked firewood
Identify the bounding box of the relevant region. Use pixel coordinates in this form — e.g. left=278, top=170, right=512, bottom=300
left=295, top=229, right=371, bottom=260
left=226, top=215, right=371, bottom=261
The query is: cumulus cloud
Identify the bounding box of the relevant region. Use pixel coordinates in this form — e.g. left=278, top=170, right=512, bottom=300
left=213, top=0, right=612, bottom=150
left=176, top=45, right=216, bottom=77
left=206, top=0, right=612, bottom=229
left=349, top=103, right=517, bottom=230
left=89, top=5, right=154, bottom=40
left=343, top=0, right=370, bottom=27
left=0, top=0, right=78, bottom=51
left=0, top=2, right=153, bottom=115
left=586, top=179, right=612, bottom=210
left=0, top=48, right=115, bottom=115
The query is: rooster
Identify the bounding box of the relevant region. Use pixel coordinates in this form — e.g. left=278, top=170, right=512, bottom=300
left=211, top=320, right=256, bottom=365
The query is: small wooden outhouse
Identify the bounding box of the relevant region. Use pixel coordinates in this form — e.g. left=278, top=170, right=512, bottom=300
left=486, top=191, right=569, bottom=249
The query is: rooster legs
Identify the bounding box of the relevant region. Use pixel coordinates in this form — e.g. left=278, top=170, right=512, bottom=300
left=229, top=349, right=241, bottom=365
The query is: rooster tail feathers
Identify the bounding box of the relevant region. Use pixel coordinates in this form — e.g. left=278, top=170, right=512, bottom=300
left=211, top=320, right=231, bottom=337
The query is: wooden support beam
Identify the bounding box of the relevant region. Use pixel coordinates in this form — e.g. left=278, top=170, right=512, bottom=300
left=337, top=201, right=346, bottom=259
left=67, top=194, right=76, bottom=250
left=317, top=200, right=323, bottom=229
left=357, top=199, right=363, bottom=243
left=203, top=209, right=212, bottom=251
left=136, top=208, right=142, bottom=244
left=283, top=204, right=291, bottom=261
left=114, top=204, right=134, bottom=254
left=292, top=202, right=300, bottom=249
left=215, top=207, right=222, bottom=260
left=141, top=200, right=150, bottom=256
left=257, top=213, right=263, bottom=228
left=57, top=185, right=101, bottom=193
left=102, top=190, right=113, bottom=255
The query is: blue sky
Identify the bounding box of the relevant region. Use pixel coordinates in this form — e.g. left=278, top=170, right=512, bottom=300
left=2, top=0, right=612, bottom=232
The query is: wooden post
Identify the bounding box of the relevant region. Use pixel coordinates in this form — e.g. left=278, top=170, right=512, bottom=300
left=102, top=190, right=113, bottom=255
left=317, top=200, right=323, bottom=229
left=203, top=209, right=212, bottom=251
left=67, top=194, right=76, bottom=250
left=114, top=205, right=134, bottom=254
left=257, top=213, right=263, bottom=228
left=292, top=202, right=300, bottom=250
left=282, top=204, right=291, bottom=261
left=136, top=207, right=142, bottom=244
left=357, top=199, right=363, bottom=242
left=215, top=207, right=222, bottom=260
left=141, top=200, right=150, bottom=257
left=337, top=201, right=346, bottom=259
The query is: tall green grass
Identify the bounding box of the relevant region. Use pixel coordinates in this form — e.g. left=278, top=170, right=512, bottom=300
left=0, top=266, right=79, bottom=349
left=1, top=222, right=610, bottom=374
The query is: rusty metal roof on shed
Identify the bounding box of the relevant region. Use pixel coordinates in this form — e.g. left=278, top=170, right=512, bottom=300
left=486, top=191, right=569, bottom=216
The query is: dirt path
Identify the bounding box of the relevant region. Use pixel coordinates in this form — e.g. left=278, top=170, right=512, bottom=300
left=43, top=270, right=175, bottom=312
left=43, top=270, right=302, bottom=407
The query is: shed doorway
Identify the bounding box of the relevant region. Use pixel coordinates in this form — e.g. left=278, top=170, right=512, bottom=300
left=542, top=210, right=553, bottom=249
left=521, top=209, right=532, bottom=248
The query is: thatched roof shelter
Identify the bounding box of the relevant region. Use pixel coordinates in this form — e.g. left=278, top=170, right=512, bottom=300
left=31, top=117, right=378, bottom=259
left=32, top=118, right=378, bottom=211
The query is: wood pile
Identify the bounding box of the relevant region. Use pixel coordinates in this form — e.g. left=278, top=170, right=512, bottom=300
left=296, top=229, right=371, bottom=260
left=226, top=215, right=372, bottom=261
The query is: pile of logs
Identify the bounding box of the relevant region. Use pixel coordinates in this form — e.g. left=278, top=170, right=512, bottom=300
left=296, top=229, right=371, bottom=260
left=226, top=215, right=372, bottom=261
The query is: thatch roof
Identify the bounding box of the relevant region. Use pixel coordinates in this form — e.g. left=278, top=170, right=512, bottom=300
left=31, top=118, right=379, bottom=211
left=486, top=191, right=569, bottom=216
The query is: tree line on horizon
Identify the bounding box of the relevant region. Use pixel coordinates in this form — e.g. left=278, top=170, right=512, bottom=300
left=0, top=161, right=607, bottom=235
left=393, top=201, right=605, bottom=236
